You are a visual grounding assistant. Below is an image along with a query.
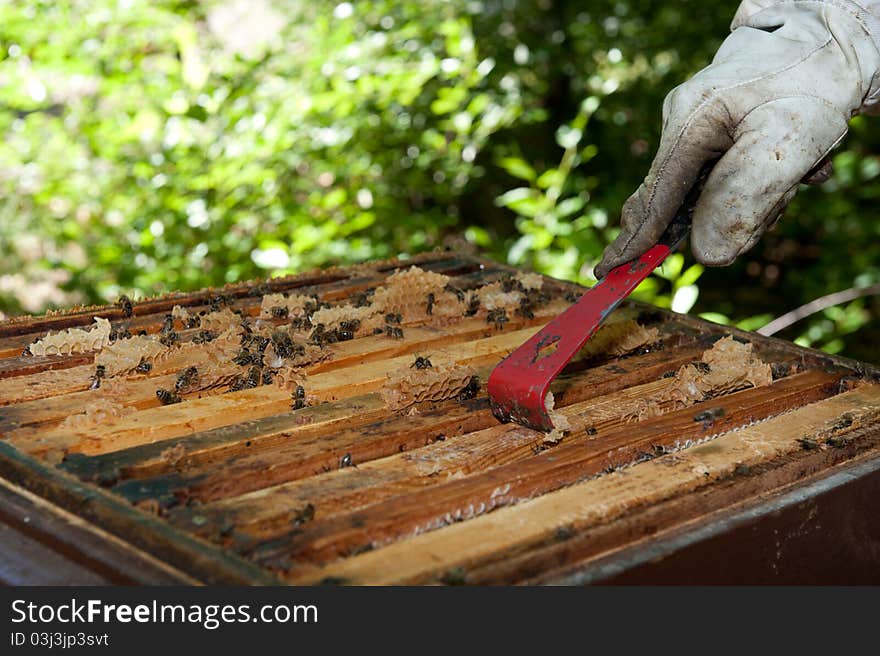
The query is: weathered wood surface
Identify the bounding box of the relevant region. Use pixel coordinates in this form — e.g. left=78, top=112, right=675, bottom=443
left=0, top=476, right=196, bottom=585
left=0, top=251, right=878, bottom=584
left=282, top=385, right=880, bottom=585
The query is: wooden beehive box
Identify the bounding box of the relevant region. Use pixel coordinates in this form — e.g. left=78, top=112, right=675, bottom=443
left=1, top=251, right=879, bottom=585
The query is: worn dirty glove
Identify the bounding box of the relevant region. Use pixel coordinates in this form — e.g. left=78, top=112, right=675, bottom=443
left=595, top=0, right=880, bottom=279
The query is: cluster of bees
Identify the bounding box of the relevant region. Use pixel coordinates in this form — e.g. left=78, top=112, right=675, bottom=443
left=380, top=313, right=404, bottom=339
left=155, top=365, right=201, bottom=405
left=96, top=271, right=542, bottom=413
left=481, top=275, right=554, bottom=330
left=309, top=320, right=358, bottom=347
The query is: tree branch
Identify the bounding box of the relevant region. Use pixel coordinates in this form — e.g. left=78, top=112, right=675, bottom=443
left=757, top=283, right=880, bottom=336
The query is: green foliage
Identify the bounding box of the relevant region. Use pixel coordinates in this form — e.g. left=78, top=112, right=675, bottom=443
left=1, top=1, right=878, bottom=362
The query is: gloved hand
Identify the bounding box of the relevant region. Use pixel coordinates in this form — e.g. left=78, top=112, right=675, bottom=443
left=595, top=0, right=880, bottom=279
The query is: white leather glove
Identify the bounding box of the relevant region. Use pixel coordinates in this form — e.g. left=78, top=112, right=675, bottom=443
left=595, top=0, right=880, bottom=279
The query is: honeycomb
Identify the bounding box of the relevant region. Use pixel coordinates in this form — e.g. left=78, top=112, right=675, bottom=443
left=94, top=335, right=169, bottom=376
left=475, top=282, right=521, bottom=314
left=198, top=308, right=241, bottom=333
left=171, top=304, right=192, bottom=323
left=59, top=399, right=136, bottom=431
left=150, top=326, right=241, bottom=371
left=270, top=345, right=331, bottom=392
left=579, top=318, right=659, bottom=359
left=272, top=366, right=308, bottom=392
left=310, top=305, right=381, bottom=335
left=542, top=391, right=572, bottom=444
left=259, top=293, right=313, bottom=320
left=370, top=266, right=465, bottom=321
left=381, top=362, right=478, bottom=411
left=625, top=336, right=773, bottom=421
left=175, top=357, right=241, bottom=394
left=515, top=272, right=544, bottom=291
left=29, top=317, right=113, bottom=356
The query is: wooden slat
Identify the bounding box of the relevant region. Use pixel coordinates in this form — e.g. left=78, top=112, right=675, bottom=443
left=118, top=344, right=710, bottom=508
left=480, top=444, right=880, bottom=585
left=9, top=305, right=671, bottom=460
left=221, top=369, right=840, bottom=567
left=280, top=384, right=880, bottom=584
left=0, top=439, right=280, bottom=585
left=102, top=337, right=707, bottom=496
left=0, top=477, right=196, bottom=585
left=0, top=291, right=575, bottom=424
left=0, top=295, right=565, bottom=409
left=0, top=255, right=495, bottom=363
left=0, top=252, right=474, bottom=339
left=2, top=252, right=877, bottom=586
left=172, top=368, right=835, bottom=558
left=60, top=339, right=710, bottom=488
left=2, top=324, right=542, bottom=457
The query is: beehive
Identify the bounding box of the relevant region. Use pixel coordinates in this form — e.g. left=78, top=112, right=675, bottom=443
left=1, top=251, right=879, bottom=584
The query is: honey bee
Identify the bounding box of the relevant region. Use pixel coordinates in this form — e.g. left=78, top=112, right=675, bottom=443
left=385, top=325, right=404, bottom=339
left=352, top=289, right=374, bottom=307
left=293, top=503, right=315, bottom=526
left=117, top=294, right=133, bottom=318
left=458, top=375, right=480, bottom=401
left=229, top=365, right=262, bottom=392
left=290, top=316, right=313, bottom=331
left=340, top=319, right=360, bottom=332
left=516, top=295, right=536, bottom=319
left=159, top=331, right=180, bottom=347
left=337, top=330, right=354, bottom=341
left=444, top=284, right=465, bottom=302
left=175, top=366, right=199, bottom=393
left=89, top=365, right=106, bottom=390
left=292, top=384, right=306, bottom=410
left=302, top=296, right=322, bottom=315
left=425, top=293, right=435, bottom=316
left=693, top=407, right=725, bottom=424
left=270, top=331, right=295, bottom=359
left=156, top=389, right=182, bottom=405
left=501, top=274, right=519, bottom=293
left=270, top=305, right=289, bottom=319
left=486, top=309, right=509, bottom=330
left=465, top=296, right=480, bottom=316
left=135, top=358, right=152, bottom=374
left=185, top=315, right=201, bottom=329
left=233, top=349, right=255, bottom=366
left=160, top=314, right=174, bottom=335
left=339, top=452, right=353, bottom=468
left=309, top=324, right=341, bottom=347
left=109, top=326, right=133, bottom=342
left=192, top=330, right=217, bottom=344
left=208, top=294, right=233, bottom=312
left=385, top=313, right=402, bottom=325
left=411, top=356, right=433, bottom=370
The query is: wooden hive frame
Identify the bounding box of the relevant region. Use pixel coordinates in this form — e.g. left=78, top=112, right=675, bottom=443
left=1, top=251, right=879, bottom=585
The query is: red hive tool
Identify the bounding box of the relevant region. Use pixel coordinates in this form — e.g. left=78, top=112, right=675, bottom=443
left=487, top=168, right=711, bottom=432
